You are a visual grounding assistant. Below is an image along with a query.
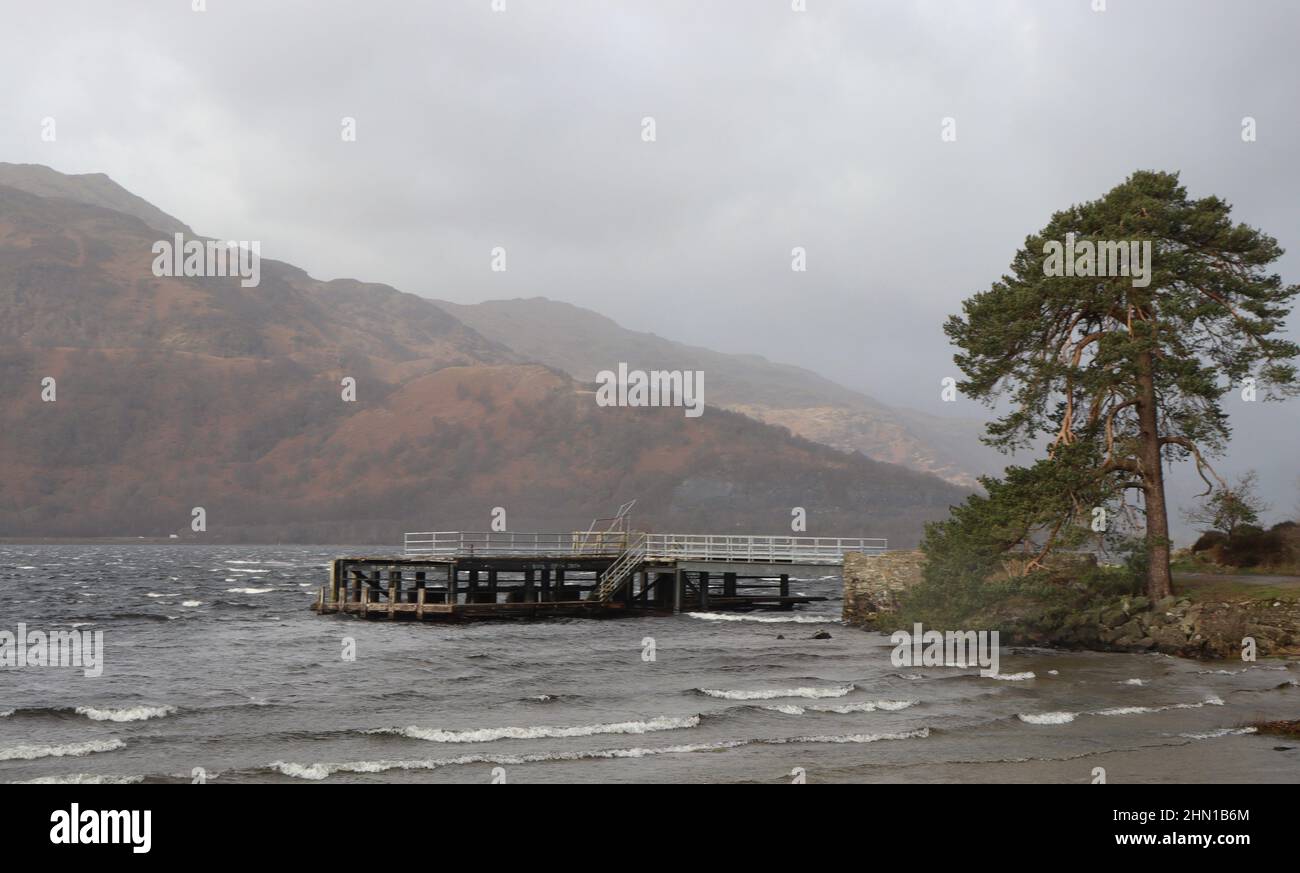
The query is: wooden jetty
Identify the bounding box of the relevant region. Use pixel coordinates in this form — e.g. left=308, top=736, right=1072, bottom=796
left=313, top=524, right=886, bottom=622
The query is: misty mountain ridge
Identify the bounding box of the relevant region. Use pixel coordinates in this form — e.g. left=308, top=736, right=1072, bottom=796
left=436, top=296, right=999, bottom=488
left=0, top=163, right=970, bottom=544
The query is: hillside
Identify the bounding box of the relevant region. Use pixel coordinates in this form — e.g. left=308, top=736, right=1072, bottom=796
left=0, top=166, right=971, bottom=544
left=0, top=162, right=193, bottom=236
left=436, top=297, right=996, bottom=488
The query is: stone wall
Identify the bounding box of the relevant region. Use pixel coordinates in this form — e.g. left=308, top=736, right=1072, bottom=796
left=842, top=549, right=925, bottom=625
left=1042, top=594, right=1300, bottom=659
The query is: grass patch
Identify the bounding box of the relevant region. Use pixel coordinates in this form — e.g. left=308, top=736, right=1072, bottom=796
left=1174, top=575, right=1300, bottom=603
left=1172, top=556, right=1300, bottom=577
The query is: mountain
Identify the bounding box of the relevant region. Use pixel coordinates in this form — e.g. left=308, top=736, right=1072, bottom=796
left=0, top=163, right=192, bottom=236
left=435, top=297, right=998, bottom=487
left=0, top=165, right=971, bottom=544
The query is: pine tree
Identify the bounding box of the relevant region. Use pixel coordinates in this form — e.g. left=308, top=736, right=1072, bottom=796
left=946, top=171, right=1298, bottom=599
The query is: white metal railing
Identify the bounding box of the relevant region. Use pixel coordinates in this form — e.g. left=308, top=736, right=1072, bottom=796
left=404, top=531, right=885, bottom=563
left=641, top=534, right=886, bottom=564
left=403, top=530, right=628, bottom=557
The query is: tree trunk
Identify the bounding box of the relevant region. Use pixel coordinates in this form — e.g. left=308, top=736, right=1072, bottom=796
left=1136, top=350, right=1174, bottom=600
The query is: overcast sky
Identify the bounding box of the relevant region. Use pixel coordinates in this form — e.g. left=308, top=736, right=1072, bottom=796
left=3, top=0, right=1298, bottom=527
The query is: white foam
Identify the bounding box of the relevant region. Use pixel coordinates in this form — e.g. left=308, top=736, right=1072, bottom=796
left=0, top=709, right=12, bottom=718
left=1179, top=727, right=1257, bottom=740
left=76, top=705, right=176, bottom=722
left=763, top=699, right=917, bottom=716
left=1122, top=678, right=1145, bottom=686
left=698, top=684, right=854, bottom=700
left=768, top=728, right=930, bottom=744
left=272, top=740, right=750, bottom=781
left=181, top=600, right=203, bottom=607
left=16, top=773, right=144, bottom=785
left=687, top=612, right=840, bottom=624
left=272, top=730, right=928, bottom=781
left=1018, top=711, right=1078, bottom=725
left=1093, top=696, right=1223, bottom=717
left=0, top=738, right=125, bottom=761
left=370, top=715, right=699, bottom=744
left=226, top=587, right=273, bottom=594
left=989, top=672, right=1036, bottom=681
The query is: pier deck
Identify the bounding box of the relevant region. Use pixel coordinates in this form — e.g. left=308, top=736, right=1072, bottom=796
left=313, top=529, right=885, bottom=622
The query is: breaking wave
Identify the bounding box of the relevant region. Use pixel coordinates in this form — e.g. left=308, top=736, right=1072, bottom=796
left=366, top=715, right=699, bottom=744
left=1179, top=727, right=1257, bottom=740
left=1018, top=712, right=1077, bottom=725
left=0, top=738, right=125, bottom=761
left=75, top=704, right=177, bottom=722
left=697, top=684, right=854, bottom=700
left=16, top=773, right=144, bottom=784
left=761, top=699, right=917, bottom=716
left=1018, top=696, right=1225, bottom=725
left=687, top=612, right=840, bottom=624
left=271, top=729, right=929, bottom=780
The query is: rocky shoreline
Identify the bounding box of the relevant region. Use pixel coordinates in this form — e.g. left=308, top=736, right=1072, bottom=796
left=843, top=551, right=1300, bottom=660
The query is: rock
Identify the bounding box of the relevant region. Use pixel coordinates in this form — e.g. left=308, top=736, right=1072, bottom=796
left=776, top=634, right=785, bottom=640
left=810, top=630, right=832, bottom=640
left=1100, top=607, right=1127, bottom=626
left=1149, top=625, right=1190, bottom=649
left=1117, top=618, right=1144, bottom=640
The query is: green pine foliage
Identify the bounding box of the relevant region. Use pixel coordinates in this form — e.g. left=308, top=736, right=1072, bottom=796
left=928, top=171, right=1299, bottom=602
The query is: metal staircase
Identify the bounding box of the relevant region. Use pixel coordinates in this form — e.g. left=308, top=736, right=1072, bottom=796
left=592, top=532, right=646, bottom=602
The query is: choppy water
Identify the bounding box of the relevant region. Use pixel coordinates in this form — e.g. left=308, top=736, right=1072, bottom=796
left=1, top=545, right=1298, bottom=784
